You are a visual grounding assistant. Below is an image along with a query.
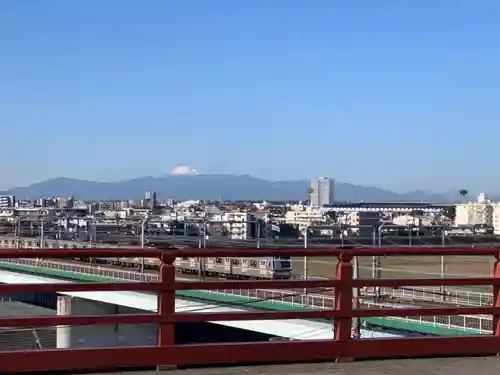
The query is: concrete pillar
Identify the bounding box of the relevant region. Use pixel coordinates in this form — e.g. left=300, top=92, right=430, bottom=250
left=56, top=295, right=72, bottom=348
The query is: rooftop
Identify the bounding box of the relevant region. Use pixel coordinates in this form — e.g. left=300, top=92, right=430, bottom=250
left=326, top=202, right=451, bottom=209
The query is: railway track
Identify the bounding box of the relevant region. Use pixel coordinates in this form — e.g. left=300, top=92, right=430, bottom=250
left=0, top=245, right=492, bottom=308
left=0, top=257, right=494, bottom=333
left=0, top=256, right=467, bottom=309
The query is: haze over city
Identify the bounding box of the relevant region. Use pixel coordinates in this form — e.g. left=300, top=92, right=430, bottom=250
left=1, top=1, right=499, bottom=193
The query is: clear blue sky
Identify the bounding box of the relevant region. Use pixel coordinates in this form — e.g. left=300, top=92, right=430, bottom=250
left=1, top=1, right=498, bottom=193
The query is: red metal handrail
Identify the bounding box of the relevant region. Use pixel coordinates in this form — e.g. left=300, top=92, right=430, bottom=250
left=0, top=247, right=499, bottom=373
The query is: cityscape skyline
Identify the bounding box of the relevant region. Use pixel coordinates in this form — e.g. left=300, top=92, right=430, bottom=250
left=0, top=173, right=484, bottom=203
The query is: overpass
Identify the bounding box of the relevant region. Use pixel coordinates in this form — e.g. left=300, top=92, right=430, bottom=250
left=0, top=246, right=500, bottom=373
left=0, top=267, right=405, bottom=342
left=0, top=257, right=492, bottom=336
left=1, top=234, right=495, bottom=305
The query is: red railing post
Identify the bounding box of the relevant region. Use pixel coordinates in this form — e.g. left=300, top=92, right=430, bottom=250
left=492, top=252, right=500, bottom=354
left=334, top=252, right=353, bottom=361
left=158, top=252, right=176, bottom=367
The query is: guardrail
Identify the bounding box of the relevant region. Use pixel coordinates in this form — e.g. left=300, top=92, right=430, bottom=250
left=0, top=247, right=500, bottom=372
left=205, top=288, right=493, bottom=333
left=301, top=275, right=494, bottom=306
left=0, top=257, right=494, bottom=334
left=1, top=257, right=159, bottom=282
left=0, top=244, right=495, bottom=308
left=387, top=286, right=493, bottom=306
left=2, top=257, right=494, bottom=306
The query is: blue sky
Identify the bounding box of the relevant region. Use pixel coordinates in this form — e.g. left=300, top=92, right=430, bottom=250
left=1, top=1, right=498, bottom=193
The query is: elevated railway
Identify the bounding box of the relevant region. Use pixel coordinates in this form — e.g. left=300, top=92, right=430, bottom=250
left=0, top=256, right=492, bottom=335
left=0, top=235, right=495, bottom=310
left=0, top=256, right=495, bottom=334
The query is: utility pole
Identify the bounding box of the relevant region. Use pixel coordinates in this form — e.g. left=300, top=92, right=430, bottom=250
left=408, top=223, right=413, bottom=246
left=303, top=227, right=308, bottom=294
left=87, top=218, right=96, bottom=266
left=14, top=215, right=20, bottom=248
left=197, top=220, right=207, bottom=282
left=375, top=223, right=386, bottom=300
left=256, top=221, right=261, bottom=249
left=373, top=225, right=380, bottom=280
left=40, top=217, right=45, bottom=249
left=140, top=217, right=148, bottom=275
left=202, top=220, right=207, bottom=248
left=352, top=255, right=361, bottom=338
left=440, top=227, right=445, bottom=301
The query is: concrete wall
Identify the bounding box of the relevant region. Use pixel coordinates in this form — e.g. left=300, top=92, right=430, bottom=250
left=57, top=297, right=271, bottom=348
left=57, top=296, right=157, bottom=348
left=2, top=292, right=271, bottom=349
left=2, top=290, right=57, bottom=308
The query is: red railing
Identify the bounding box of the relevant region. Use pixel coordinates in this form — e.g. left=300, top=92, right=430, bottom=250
left=0, top=247, right=500, bottom=372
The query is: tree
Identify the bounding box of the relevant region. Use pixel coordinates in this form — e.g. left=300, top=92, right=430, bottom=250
left=307, top=188, right=314, bottom=205
left=442, top=206, right=456, bottom=220
left=459, top=189, right=468, bottom=203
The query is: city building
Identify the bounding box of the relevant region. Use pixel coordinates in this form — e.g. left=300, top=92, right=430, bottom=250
left=310, top=177, right=334, bottom=207
left=455, top=193, right=494, bottom=228
left=0, top=195, right=15, bottom=208
left=336, top=211, right=381, bottom=236
left=285, top=206, right=327, bottom=231
left=322, top=202, right=446, bottom=215
left=392, top=214, right=433, bottom=227
left=144, top=191, right=157, bottom=212
left=57, top=197, right=74, bottom=209
left=221, top=211, right=253, bottom=240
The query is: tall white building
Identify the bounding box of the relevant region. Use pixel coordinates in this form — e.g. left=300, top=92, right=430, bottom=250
left=455, top=193, right=494, bottom=227
left=310, top=177, right=334, bottom=207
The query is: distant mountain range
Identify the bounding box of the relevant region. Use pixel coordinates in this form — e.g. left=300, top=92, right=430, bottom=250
left=0, top=175, right=454, bottom=203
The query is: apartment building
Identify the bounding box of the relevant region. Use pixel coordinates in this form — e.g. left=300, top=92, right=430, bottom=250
left=455, top=193, right=494, bottom=228
left=285, top=206, right=327, bottom=231
left=392, top=214, right=433, bottom=227
left=220, top=211, right=253, bottom=240
left=336, top=211, right=380, bottom=236
left=0, top=196, right=15, bottom=208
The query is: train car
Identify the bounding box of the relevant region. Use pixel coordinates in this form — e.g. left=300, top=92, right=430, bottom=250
left=90, top=253, right=292, bottom=280
left=174, top=256, right=292, bottom=279
left=93, top=256, right=160, bottom=270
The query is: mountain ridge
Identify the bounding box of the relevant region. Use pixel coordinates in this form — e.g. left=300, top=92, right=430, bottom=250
left=0, top=175, right=451, bottom=202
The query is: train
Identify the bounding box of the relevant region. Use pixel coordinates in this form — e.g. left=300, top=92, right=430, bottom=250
left=78, top=253, right=293, bottom=280
left=0, top=234, right=293, bottom=280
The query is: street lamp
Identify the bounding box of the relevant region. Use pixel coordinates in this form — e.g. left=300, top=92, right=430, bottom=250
left=140, top=217, right=148, bottom=275
left=14, top=214, right=20, bottom=249
left=440, top=226, right=446, bottom=301
left=303, top=225, right=309, bottom=294
left=40, top=216, right=47, bottom=249
left=376, top=223, right=386, bottom=279
left=87, top=218, right=94, bottom=247
left=375, top=222, right=389, bottom=299
left=352, top=253, right=361, bottom=338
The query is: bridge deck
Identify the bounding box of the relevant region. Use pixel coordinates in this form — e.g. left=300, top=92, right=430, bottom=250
left=80, top=357, right=499, bottom=375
